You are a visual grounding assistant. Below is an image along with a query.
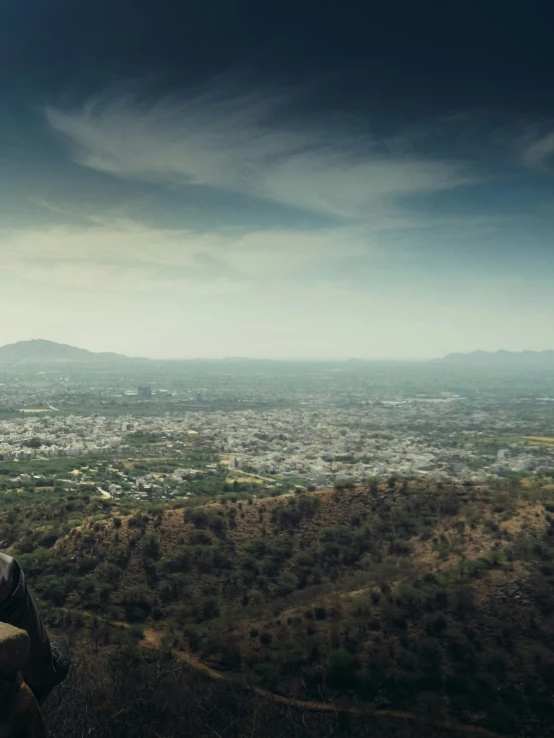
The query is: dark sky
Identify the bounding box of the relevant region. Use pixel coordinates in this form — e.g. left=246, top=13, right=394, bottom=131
left=1, top=0, right=554, bottom=358
left=3, top=0, right=553, bottom=114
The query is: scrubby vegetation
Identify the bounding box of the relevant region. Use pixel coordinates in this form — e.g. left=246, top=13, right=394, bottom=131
left=5, top=474, right=554, bottom=735
left=43, top=635, right=478, bottom=738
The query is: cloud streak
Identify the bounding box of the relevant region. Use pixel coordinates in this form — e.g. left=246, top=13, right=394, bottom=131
left=46, top=89, right=475, bottom=221
left=0, top=217, right=369, bottom=292
left=522, top=129, right=554, bottom=170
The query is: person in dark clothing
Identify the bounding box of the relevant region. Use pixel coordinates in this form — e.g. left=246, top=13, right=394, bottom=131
left=0, top=553, right=70, bottom=703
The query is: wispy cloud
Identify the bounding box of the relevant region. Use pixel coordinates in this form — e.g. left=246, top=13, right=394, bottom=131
left=46, top=89, right=475, bottom=221
left=0, top=217, right=369, bottom=292
left=521, top=129, right=554, bottom=170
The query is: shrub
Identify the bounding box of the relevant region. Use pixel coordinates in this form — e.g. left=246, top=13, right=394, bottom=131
left=143, top=534, right=161, bottom=560
left=275, top=572, right=299, bottom=596
left=190, top=530, right=212, bottom=546
left=39, top=532, right=59, bottom=548
left=127, top=514, right=147, bottom=529
left=327, top=649, right=358, bottom=688
left=275, top=506, right=302, bottom=529
left=123, top=585, right=153, bottom=622
left=187, top=509, right=209, bottom=529
left=208, top=516, right=227, bottom=538
left=202, top=596, right=221, bottom=620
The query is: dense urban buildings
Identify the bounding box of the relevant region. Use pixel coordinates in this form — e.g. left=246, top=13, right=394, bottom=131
left=0, top=356, right=552, bottom=501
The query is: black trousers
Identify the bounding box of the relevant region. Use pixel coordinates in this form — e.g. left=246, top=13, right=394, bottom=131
left=0, top=553, right=57, bottom=691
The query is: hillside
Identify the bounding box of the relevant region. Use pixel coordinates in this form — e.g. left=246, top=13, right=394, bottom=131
left=0, top=339, right=132, bottom=364
left=4, top=476, right=554, bottom=735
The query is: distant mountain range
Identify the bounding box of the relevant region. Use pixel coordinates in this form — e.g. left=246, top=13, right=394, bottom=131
left=1, top=340, right=553, bottom=366
left=0, top=339, right=132, bottom=364
left=440, top=350, right=554, bottom=365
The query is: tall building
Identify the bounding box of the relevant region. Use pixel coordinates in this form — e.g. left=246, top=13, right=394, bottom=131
left=137, top=385, right=152, bottom=398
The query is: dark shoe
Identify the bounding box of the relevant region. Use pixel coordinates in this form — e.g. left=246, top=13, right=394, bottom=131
left=31, top=636, right=71, bottom=704
left=50, top=636, right=71, bottom=684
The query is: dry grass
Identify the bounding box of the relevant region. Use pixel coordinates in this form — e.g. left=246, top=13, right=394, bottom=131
left=70, top=483, right=551, bottom=613
left=517, top=435, right=554, bottom=446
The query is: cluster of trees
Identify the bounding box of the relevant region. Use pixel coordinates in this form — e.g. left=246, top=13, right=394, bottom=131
left=43, top=636, right=462, bottom=738
left=7, top=474, right=554, bottom=734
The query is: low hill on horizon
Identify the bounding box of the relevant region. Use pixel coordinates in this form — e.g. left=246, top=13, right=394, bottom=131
left=440, top=349, right=554, bottom=365
left=3, top=340, right=554, bottom=367
left=0, top=339, right=133, bottom=364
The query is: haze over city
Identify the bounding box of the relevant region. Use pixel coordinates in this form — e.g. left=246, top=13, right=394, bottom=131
left=2, top=0, right=554, bottom=358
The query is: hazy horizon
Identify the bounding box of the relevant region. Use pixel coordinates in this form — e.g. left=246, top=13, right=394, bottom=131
left=2, top=0, right=554, bottom=359
left=1, top=336, right=554, bottom=363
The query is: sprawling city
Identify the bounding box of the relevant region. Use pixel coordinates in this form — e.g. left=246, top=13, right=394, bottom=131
left=1, top=351, right=553, bottom=505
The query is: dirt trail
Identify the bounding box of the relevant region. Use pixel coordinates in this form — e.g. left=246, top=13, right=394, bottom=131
left=76, top=605, right=502, bottom=736
left=139, top=629, right=502, bottom=737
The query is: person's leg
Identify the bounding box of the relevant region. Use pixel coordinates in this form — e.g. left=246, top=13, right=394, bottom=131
left=0, top=553, right=69, bottom=701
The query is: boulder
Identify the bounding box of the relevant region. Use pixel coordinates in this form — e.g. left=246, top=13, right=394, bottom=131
left=0, top=623, right=46, bottom=737
left=0, top=623, right=30, bottom=677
